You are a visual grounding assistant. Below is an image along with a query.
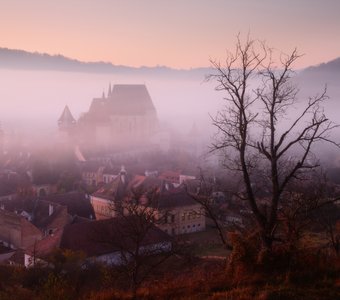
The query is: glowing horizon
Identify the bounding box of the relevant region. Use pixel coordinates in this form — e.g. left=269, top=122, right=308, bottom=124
left=0, top=0, right=340, bottom=69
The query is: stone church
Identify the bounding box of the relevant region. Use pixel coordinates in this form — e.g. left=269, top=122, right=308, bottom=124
left=58, top=84, right=159, bottom=151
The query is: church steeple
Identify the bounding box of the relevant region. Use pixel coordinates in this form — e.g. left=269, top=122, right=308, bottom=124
left=58, top=105, right=76, bottom=131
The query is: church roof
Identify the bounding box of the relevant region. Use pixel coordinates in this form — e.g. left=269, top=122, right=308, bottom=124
left=83, top=84, right=157, bottom=122
left=108, top=84, right=156, bottom=116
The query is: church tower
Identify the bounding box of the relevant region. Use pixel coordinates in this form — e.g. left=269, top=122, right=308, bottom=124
left=58, top=105, right=76, bottom=131
left=57, top=105, right=77, bottom=147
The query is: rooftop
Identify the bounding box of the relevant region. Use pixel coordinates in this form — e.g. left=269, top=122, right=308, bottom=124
left=60, top=216, right=170, bottom=257
left=80, top=84, right=157, bottom=124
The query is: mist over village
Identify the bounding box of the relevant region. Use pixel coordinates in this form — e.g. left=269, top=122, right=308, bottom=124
left=0, top=1, right=339, bottom=299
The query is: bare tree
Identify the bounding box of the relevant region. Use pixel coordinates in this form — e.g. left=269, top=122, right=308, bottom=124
left=310, top=190, right=340, bottom=257
left=320, top=211, right=340, bottom=257
left=208, top=35, right=339, bottom=253
left=186, top=169, right=232, bottom=250
left=107, top=186, right=174, bottom=299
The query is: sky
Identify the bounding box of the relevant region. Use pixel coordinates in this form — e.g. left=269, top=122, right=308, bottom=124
left=0, top=0, right=340, bottom=69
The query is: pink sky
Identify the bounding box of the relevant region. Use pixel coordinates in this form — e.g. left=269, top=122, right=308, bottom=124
left=1, top=0, right=340, bottom=69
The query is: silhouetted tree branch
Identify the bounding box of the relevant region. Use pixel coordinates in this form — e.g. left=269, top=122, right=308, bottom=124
left=208, top=35, right=340, bottom=252
left=109, top=187, right=173, bottom=299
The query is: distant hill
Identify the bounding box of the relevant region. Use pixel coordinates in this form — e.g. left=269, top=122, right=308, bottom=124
left=1, top=46, right=339, bottom=79
left=0, top=47, right=211, bottom=79
left=303, top=57, right=340, bottom=74
left=297, top=56, right=340, bottom=85
left=295, top=56, right=340, bottom=148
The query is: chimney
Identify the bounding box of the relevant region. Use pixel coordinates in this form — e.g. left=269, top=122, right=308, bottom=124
left=48, top=204, right=54, bottom=216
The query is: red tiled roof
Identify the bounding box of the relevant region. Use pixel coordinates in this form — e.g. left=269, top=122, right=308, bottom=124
left=26, top=228, right=63, bottom=258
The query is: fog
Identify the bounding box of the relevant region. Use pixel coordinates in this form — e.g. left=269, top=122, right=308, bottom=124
left=0, top=65, right=339, bottom=168
left=0, top=69, right=222, bottom=132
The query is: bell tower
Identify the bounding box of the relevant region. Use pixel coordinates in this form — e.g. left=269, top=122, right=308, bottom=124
left=58, top=105, right=76, bottom=132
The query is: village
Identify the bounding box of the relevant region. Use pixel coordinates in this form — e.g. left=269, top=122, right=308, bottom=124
left=0, top=60, right=339, bottom=300
left=0, top=84, right=250, bottom=269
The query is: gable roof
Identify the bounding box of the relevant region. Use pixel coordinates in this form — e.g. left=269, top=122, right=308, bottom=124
left=60, top=216, right=170, bottom=257
left=44, top=191, right=95, bottom=219
left=0, top=209, right=43, bottom=249
left=26, top=228, right=64, bottom=258
left=0, top=197, right=70, bottom=231
left=108, top=84, right=156, bottom=116
left=81, top=84, right=157, bottom=124
left=34, top=203, right=69, bottom=231
left=93, top=174, right=145, bottom=201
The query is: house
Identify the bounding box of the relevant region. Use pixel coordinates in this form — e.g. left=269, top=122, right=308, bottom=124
left=90, top=170, right=206, bottom=235
left=90, top=169, right=145, bottom=220
left=43, top=191, right=95, bottom=220
left=24, top=216, right=172, bottom=267
left=0, top=198, right=70, bottom=250
left=159, top=170, right=196, bottom=188
left=159, top=171, right=181, bottom=187
left=102, top=166, right=119, bottom=184
left=0, top=209, right=43, bottom=249
left=80, top=161, right=103, bottom=186
left=155, top=189, right=206, bottom=235
left=60, top=217, right=171, bottom=265
left=23, top=228, right=64, bottom=267
left=80, top=161, right=120, bottom=187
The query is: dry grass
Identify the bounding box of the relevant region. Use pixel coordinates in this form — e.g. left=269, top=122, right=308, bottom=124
left=0, top=238, right=339, bottom=300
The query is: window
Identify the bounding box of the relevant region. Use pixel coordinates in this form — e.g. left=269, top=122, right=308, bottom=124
left=191, top=211, right=197, bottom=219
left=187, top=211, right=196, bottom=220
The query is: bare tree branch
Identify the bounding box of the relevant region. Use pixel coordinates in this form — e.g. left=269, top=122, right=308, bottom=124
left=208, top=35, right=339, bottom=252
